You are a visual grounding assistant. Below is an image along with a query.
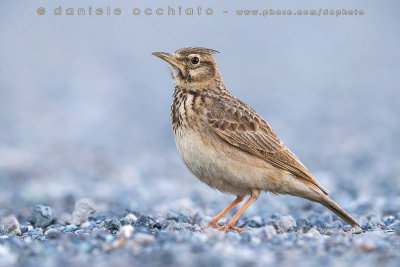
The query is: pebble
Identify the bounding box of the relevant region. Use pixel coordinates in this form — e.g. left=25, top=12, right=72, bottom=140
left=64, top=224, right=78, bottom=232
left=20, top=224, right=29, bottom=234
left=71, top=199, right=96, bottom=226
left=118, top=225, right=135, bottom=239
left=388, top=221, right=400, bottom=235
left=166, top=211, right=179, bottom=221
left=247, top=216, right=263, bottom=228
left=250, top=225, right=277, bottom=239
left=80, top=221, right=92, bottom=229
left=277, top=216, right=296, bottom=232
left=74, top=229, right=85, bottom=235
left=28, top=228, right=43, bottom=238
left=32, top=205, right=57, bottom=228
left=304, top=227, right=321, bottom=237
left=173, top=222, right=184, bottom=231
left=44, top=228, right=59, bottom=239
left=134, top=215, right=154, bottom=229
left=1, top=215, right=21, bottom=236
left=296, top=218, right=311, bottom=231
left=121, top=213, right=138, bottom=225
left=177, top=214, right=191, bottom=224
left=351, top=227, right=363, bottom=234
left=383, top=215, right=395, bottom=225
left=104, top=219, right=122, bottom=232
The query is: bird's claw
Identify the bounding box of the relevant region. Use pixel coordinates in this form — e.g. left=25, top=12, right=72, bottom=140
left=200, top=222, right=245, bottom=233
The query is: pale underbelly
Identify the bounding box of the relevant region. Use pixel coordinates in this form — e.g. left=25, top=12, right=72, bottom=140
left=175, top=128, right=291, bottom=196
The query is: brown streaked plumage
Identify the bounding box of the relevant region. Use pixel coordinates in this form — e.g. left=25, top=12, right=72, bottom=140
left=153, top=47, right=359, bottom=232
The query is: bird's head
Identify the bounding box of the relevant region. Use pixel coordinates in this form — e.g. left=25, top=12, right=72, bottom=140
left=153, top=47, right=222, bottom=88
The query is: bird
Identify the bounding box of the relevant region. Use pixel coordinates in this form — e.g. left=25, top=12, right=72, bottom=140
left=152, top=47, right=359, bottom=232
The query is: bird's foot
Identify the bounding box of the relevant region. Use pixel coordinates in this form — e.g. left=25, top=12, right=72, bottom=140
left=201, top=222, right=245, bottom=233
left=220, top=224, right=246, bottom=233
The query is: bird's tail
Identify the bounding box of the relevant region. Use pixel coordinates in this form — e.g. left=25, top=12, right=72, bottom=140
left=318, top=196, right=359, bottom=227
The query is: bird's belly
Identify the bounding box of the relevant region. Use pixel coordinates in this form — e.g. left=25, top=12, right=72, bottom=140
left=175, top=128, right=286, bottom=196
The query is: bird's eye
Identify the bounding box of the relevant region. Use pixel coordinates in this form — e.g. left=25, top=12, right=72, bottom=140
left=191, top=57, right=199, bottom=64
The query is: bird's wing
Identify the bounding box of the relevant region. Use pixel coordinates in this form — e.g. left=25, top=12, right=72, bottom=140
left=206, top=98, right=329, bottom=195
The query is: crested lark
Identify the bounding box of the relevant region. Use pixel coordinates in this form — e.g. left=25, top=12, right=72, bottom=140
left=153, top=47, right=359, bottom=232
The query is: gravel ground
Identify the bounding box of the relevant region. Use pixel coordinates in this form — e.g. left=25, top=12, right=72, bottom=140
left=0, top=145, right=399, bottom=267
left=1, top=197, right=400, bottom=267
left=0, top=197, right=400, bottom=267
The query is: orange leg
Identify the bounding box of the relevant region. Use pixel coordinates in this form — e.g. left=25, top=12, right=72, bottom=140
left=220, top=189, right=261, bottom=232
left=202, top=195, right=244, bottom=231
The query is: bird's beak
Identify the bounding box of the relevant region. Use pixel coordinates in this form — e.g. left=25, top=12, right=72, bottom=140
left=152, top=52, right=185, bottom=71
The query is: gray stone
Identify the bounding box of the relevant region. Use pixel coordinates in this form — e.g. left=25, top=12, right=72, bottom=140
left=250, top=225, right=277, bottom=239
left=351, top=227, right=363, bottom=234
left=304, top=227, right=321, bottom=237
left=71, top=198, right=96, bottom=225
left=19, top=224, right=29, bottom=234
left=74, top=229, right=85, bottom=235
left=263, top=225, right=277, bottom=239
left=383, top=215, right=395, bottom=225
left=166, top=211, right=179, bottom=221
left=296, top=218, right=311, bottom=232
left=104, top=219, right=122, bottom=232
left=135, top=215, right=154, bottom=229
left=173, top=222, right=184, bottom=231
left=277, top=215, right=296, bottom=232
left=118, top=225, right=135, bottom=239
left=1, top=215, right=21, bottom=236
left=247, top=216, right=263, bottom=228
left=177, top=214, right=191, bottom=224
left=388, top=221, right=400, bottom=235
left=159, top=220, right=174, bottom=230
left=44, top=228, right=59, bottom=239
left=32, top=205, right=57, bottom=228
left=28, top=228, right=43, bottom=237
left=64, top=224, right=78, bottom=232
left=121, top=213, right=138, bottom=225
left=80, top=221, right=93, bottom=229
left=59, top=213, right=72, bottom=225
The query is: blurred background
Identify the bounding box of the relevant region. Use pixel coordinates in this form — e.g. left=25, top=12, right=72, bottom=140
left=0, top=0, right=399, bottom=220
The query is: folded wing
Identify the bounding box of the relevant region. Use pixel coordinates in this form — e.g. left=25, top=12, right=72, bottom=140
left=206, top=98, right=329, bottom=195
